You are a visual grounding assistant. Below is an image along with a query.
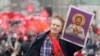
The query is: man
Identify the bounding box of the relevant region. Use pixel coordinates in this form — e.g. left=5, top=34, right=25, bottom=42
left=24, top=14, right=82, bottom=56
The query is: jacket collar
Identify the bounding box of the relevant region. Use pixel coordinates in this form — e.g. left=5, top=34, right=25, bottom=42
left=36, top=30, right=50, bottom=40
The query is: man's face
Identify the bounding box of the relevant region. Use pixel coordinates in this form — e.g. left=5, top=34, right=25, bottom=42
left=50, top=19, right=63, bottom=34
left=95, top=50, right=100, bottom=56
left=75, top=17, right=82, bottom=26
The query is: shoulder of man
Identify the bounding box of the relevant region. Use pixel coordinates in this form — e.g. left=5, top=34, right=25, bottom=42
left=36, top=31, right=50, bottom=40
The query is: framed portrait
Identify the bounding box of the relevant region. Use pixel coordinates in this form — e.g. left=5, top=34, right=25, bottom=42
left=61, top=5, right=94, bottom=47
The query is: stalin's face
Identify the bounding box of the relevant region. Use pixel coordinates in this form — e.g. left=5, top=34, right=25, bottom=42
left=75, top=16, right=82, bottom=26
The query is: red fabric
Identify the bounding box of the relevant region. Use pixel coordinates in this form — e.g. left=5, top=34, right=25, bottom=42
left=74, top=52, right=84, bottom=56
left=40, top=9, right=49, bottom=18
left=49, top=33, right=65, bottom=56
left=26, top=4, right=34, bottom=13
left=96, top=29, right=100, bottom=35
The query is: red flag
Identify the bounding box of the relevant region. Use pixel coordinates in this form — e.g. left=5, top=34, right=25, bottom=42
left=40, top=9, right=49, bottom=18
left=26, top=4, right=34, bottom=13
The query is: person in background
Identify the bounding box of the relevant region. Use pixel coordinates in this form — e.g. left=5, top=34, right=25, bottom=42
left=24, top=14, right=82, bottom=56
left=87, top=49, right=95, bottom=56
left=95, top=49, right=100, bottom=56
left=20, top=34, right=33, bottom=56
left=18, top=32, right=24, bottom=44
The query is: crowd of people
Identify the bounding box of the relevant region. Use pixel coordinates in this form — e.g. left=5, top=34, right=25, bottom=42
left=0, top=5, right=100, bottom=56
left=0, top=7, right=51, bottom=56
left=74, top=25, right=100, bottom=56
left=0, top=31, right=35, bottom=56
left=85, top=25, right=100, bottom=56
left=0, top=9, right=83, bottom=56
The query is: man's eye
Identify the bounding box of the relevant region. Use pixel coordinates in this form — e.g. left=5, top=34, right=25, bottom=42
left=52, top=24, right=55, bottom=26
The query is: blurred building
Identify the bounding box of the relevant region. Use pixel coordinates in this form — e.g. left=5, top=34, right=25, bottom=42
left=39, top=0, right=100, bottom=28
left=1, top=0, right=100, bottom=27
left=0, top=0, right=10, bottom=12
left=39, top=0, right=71, bottom=18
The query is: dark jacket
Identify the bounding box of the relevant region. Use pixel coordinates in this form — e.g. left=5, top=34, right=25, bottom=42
left=24, top=31, right=82, bottom=56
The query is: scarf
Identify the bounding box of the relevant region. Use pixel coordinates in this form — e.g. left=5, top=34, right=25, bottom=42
left=49, top=33, right=65, bottom=56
